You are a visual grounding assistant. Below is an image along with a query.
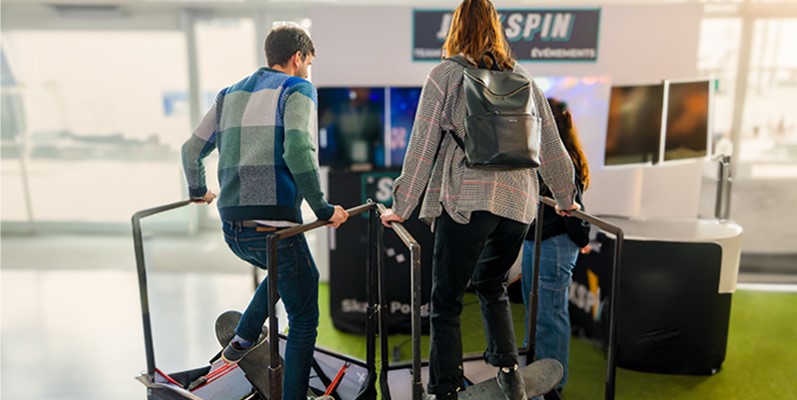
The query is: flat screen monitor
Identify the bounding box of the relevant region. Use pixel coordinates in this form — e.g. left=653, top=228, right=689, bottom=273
left=604, top=84, right=664, bottom=166
left=661, top=79, right=711, bottom=162
left=387, top=87, right=422, bottom=167
left=317, top=87, right=386, bottom=168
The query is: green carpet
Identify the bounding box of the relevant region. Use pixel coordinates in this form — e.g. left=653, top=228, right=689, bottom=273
left=315, top=286, right=797, bottom=399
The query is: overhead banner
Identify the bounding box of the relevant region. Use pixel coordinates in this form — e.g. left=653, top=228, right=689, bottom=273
left=413, top=9, right=601, bottom=62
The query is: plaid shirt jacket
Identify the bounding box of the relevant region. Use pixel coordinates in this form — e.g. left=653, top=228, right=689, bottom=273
left=391, top=59, right=577, bottom=227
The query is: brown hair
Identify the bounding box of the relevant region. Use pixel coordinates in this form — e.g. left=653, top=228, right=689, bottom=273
left=548, top=98, right=590, bottom=190
left=265, top=24, right=315, bottom=67
left=442, top=0, right=515, bottom=70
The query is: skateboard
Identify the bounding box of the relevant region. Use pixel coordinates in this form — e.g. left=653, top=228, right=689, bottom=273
left=458, top=358, right=563, bottom=400
left=215, top=310, right=279, bottom=399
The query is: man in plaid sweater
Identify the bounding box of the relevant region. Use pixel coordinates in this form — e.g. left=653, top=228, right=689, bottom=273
left=181, top=24, right=348, bottom=400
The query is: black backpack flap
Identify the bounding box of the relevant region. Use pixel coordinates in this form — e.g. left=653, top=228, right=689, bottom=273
left=463, top=68, right=532, bottom=115
left=464, top=113, right=541, bottom=168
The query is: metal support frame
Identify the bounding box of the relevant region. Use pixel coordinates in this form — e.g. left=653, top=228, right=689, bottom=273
left=132, top=199, right=194, bottom=376
left=715, top=154, right=733, bottom=220
left=525, top=203, right=545, bottom=364
left=132, top=200, right=424, bottom=400
left=376, top=203, right=423, bottom=400
left=531, top=197, right=624, bottom=400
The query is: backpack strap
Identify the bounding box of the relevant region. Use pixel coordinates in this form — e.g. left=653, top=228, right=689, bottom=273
left=478, top=51, right=502, bottom=71
left=433, top=129, right=465, bottom=170
left=446, top=53, right=503, bottom=71
left=440, top=56, right=468, bottom=151
left=445, top=130, right=465, bottom=150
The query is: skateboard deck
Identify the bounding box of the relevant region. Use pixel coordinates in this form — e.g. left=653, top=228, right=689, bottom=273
left=458, top=358, right=563, bottom=400
left=215, top=310, right=279, bottom=399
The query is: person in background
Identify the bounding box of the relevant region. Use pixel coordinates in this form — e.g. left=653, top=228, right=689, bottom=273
left=380, top=1, right=579, bottom=399
left=521, top=98, right=592, bottom=400
left=181, top=24, right=348, bottom=400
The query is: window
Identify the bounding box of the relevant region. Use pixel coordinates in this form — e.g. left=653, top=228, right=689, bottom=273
left=697, top=17, right=742, bottom=156
left=740, top=18, right=797, bottom=164
left=1, top=31, right=190, bottom=223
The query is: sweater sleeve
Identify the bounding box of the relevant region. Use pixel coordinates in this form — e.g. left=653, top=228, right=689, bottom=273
left=391, top=63, right=449, bottom=220
left=283, top=82, right=335, bottom=221
left=532, top=81, right=577, bottom=210
left=181, top=102, right=218, bottom=198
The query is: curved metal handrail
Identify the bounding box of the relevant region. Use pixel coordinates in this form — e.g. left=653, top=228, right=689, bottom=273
left=131, top=200, right=375, bottom=378
left=132, top=199, right=423, bottom=400
left=539, top=196, right=625, bottom=400
left=262, top=202, right=376, bottom=398
left=273, top=202, right=375, bottom=241
left=131, top=199, right=194, bottom=376
left=375, top=203, right=424, bottom=400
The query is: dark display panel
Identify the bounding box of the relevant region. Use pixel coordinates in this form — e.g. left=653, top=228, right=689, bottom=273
left=604, top=84, right=664, bottom=166
left=388, top=87, right=422, bottom=167
left=318, top=87, right=386, bottom=168
left=662, top=80, right=711, bottom=162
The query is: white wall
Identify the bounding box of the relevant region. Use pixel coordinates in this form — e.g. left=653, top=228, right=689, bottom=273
left=311, top=3, right=704, bottom=220
left=311, top=4, right=701, bottom=86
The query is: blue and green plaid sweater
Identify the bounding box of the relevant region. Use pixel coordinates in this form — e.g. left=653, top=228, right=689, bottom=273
left=181, top=67, right=334, bottom=223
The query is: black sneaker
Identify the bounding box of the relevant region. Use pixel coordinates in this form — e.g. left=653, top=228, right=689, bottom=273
left=221, top=332, right=267, bottom=364
left=496, top=365, right=527, bottom=400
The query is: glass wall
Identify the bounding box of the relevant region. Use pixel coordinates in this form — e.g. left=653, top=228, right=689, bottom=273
left=698, top=17, right=742, bottom=156
left=740, top=18, right=797, bottom=165
left=1, top=31, right=189, bottom=224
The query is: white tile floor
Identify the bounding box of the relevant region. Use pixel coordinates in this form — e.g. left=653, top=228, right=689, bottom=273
left=1, top=233, right=278, bottom=400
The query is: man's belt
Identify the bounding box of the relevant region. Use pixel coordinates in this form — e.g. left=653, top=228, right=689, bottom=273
left=236, top=221, right=284, bottom=232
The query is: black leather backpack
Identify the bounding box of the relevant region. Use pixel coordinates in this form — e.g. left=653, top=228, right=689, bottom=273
left=445, top=52, right=541, bottom=169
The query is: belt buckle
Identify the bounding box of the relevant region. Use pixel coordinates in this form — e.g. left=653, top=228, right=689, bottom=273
left=255, top=225, right=278, bottom=232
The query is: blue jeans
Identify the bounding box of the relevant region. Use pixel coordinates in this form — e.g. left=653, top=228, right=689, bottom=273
left=520, top=234, right=579, bottom=389
left=222, top=221, right=319, bottom=400
left=428, top=211, right=529, bottom=399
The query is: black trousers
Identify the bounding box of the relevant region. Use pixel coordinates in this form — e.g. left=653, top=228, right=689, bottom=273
left=428, top=210, right=529, bottom=399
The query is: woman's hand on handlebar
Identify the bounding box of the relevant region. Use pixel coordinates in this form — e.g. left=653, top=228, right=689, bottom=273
left=380, top=208, right=405, bottom=228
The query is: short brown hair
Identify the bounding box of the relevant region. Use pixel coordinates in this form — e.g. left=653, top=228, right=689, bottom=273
left=265, top=24, right=315, bottom=67
left=442, top=0, right=515, bottom=70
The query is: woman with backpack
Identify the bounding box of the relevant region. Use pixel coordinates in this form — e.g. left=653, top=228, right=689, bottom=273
left=380, top=1, right=579, bottom=399
left=521, top=98, right=592, bottom=400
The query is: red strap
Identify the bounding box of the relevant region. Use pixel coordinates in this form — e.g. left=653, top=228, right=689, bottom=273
left=324, top=362, right=350, bottom=396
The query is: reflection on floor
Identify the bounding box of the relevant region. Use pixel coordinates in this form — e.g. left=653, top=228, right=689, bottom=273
left=2, top=233, right=796, bottom=400
left=1, top=233, right=275, bottom=400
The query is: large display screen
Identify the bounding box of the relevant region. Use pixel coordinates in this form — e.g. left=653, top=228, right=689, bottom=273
left=388, top=87, right=422, bottom=167
left=604, top=84, right=664, bottom=166
left=317, top=87, right=386, bottom=168
left=662, top=79, right=711, bottom=162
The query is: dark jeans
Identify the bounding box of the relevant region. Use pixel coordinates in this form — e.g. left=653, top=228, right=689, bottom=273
left=222, top=221, right=319, bottom=400
left=428, top=211, right=529, bottom=399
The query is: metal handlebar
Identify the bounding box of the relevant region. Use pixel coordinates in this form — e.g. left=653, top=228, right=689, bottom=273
left=375, top=203, right=423, bottom=400
left=539, top=196, right=624, bottom=400
left=131, top=199, right=195, bottom=376
left=130, top=199, right=418, bottom=400
left=131, top=200, right=376, bottom=378
left=274, top=202, right=376, bottom=240
left=263, top=202, right=378, bottom=399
